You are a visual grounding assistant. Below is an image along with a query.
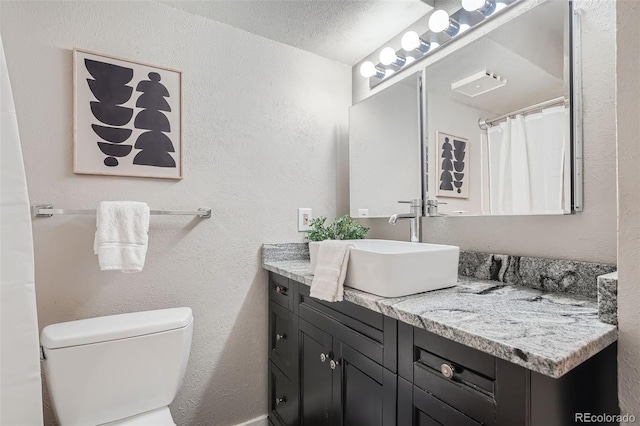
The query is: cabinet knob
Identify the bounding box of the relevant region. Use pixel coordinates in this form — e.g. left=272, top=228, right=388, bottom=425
left=274, top=285, right=286, bottom=294
left=320, top=353, right=329, bottom=363
left=330, top=359, right=340, bottom=370
left=276, top=333, right=287, bottom=341
left=275, top=396, right=286, bottom=406
left=440, top=363, right=455, bottom=379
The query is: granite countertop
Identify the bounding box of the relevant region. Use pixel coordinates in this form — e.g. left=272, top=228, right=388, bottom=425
left=262, top=257, right=617, bottom=379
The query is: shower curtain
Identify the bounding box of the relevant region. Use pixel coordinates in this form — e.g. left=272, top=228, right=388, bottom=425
left=1, top=34, right=44, bottom=424
left=487, top=105, right=569, bottom=215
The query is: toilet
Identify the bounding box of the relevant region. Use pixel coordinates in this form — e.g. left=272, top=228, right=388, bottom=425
left=40, top=307, right=193, bottom=426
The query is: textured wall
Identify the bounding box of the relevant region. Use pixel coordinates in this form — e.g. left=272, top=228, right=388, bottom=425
left=354, top=0, right=617, bottom=264
left=616, top=0, right=640, bottom=415
left=0, top=2, right=350, bottom=425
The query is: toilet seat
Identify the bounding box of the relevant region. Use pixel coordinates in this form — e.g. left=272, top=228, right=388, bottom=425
left=101, top=407, right=175, bottom=426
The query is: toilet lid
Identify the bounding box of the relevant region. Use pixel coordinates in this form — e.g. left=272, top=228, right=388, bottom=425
left=40, top=307, right=193, bottom=349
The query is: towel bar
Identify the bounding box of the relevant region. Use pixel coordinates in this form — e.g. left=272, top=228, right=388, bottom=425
left=32, top=205, right=212, bottom=219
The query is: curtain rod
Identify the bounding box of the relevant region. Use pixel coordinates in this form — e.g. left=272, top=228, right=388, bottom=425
left=478, top=96, right=568, bottom=130
left=32, top=205, right=211, bottom=218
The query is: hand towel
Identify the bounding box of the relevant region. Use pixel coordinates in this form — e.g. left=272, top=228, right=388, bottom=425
left=310, top=240, right=356, bottom=302
left=93, top=201, right=150, bottom=273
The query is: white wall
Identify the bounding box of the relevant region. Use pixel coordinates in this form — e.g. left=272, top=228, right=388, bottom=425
left=350, top=79, right=421, bottom=218
left=355, top=0, right=617, bottom=264
left=426, top=92, right=493, bottom=215
left=616, top=0, right=640, bottom=415
left=0, top=2, right=351, bottom=425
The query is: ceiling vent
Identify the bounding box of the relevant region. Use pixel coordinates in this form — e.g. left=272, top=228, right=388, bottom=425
left=451, top=70, right=507, bottom=97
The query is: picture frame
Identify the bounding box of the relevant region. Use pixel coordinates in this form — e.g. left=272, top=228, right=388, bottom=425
left=73, top=49, right=183, bottom=179
left=435, top=131, right=469, bottom=199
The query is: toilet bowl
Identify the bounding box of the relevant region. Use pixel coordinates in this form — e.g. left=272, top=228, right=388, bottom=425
left=40, top=307, right=193, bottom=426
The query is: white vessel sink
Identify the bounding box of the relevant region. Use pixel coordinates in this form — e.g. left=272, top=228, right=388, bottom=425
left=310, top=239, right=460, bottom=297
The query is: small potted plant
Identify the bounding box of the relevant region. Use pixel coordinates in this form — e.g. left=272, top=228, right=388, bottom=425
left=307, top=215, right=369, bottom=272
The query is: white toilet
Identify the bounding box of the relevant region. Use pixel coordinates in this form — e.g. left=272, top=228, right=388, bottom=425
left=40, top=307, right=193, bottom=426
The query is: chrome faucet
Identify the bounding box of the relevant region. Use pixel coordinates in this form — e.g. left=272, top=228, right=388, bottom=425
left=389, top=199, right=423, bottom=242
left=425, top=199, right=445, bottom=217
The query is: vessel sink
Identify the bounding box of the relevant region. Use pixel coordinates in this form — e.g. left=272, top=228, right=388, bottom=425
left=310, top=239, right=460, bottom=297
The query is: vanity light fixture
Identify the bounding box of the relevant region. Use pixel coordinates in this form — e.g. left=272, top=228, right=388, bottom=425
left=462, top=0, right=497, bottom=17
left=428, top=10, right=460, bottom=37
left=379, top=47, right=406, bottom=67
left=401, top=31, right=431, bottom=54
left=360, top=61, right=385, bottom=79
left=361, top=0, right=519, bottom=88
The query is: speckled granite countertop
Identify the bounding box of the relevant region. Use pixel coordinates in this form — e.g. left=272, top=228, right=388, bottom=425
left=262, top=257, right=617, bottom=379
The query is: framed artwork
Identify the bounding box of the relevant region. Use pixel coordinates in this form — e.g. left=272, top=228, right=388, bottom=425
left=73, top=49, right=182, bottom=179
left=436, top=131, right=469, bottom=199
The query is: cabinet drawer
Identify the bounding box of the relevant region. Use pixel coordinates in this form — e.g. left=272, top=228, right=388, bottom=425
left=269, top=301, right=297, bottom=377
left=414, top=364, right=495, bottom=426
left=269, top=361, right=299, bottom=426
left=413, top=385, right=483, bottom=426
left=297, top=282, right=383, bottom=333
left=270, top=272, right=293, bottom=311
left=406, top=328, right=497, bottom=425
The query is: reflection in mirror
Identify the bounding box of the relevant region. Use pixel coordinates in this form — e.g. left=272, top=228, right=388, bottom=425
left=426, top=0, right=573, bottom=216
left=349, top=72, right=422, bottom=218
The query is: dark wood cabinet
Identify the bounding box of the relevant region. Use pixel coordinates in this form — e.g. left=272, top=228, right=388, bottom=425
left=334, top=340, right=397, bottom=426
left=299, top=319, right=333, bottom=425
left=267, top=272, right=618, bottom=426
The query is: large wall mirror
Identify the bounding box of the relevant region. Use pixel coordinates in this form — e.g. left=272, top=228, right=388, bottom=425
left=349, top=0, right=581, bottom=219
left=349, top=72, right=423, bottom=218
left=425, top=0, right=579, bottom=216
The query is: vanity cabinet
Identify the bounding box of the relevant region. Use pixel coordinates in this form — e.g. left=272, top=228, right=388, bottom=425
left=268, top=272, right=397, bottom=426
left=267, top=273, right=618, bottom=426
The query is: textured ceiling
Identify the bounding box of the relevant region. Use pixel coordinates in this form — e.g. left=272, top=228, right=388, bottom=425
left=160, top=1, right=433, bottom=65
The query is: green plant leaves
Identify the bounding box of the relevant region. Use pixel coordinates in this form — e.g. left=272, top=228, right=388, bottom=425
left=306, top=215, right=369, bottom=242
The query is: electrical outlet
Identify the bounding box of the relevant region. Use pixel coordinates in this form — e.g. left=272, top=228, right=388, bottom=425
left=358, top=209, right=369, bottom=217
left=298, top=208, right=312, bottom=231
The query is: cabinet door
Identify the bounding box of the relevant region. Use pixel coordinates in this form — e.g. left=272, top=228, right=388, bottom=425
left=269, top=361, right=299, bottom=426
left=299, top=319, right=333, bottom=426
left=334, top=340, right=397, bottom=426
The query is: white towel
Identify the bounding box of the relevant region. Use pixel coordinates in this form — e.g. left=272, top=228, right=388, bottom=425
left=310, top=240, right=355, bottom=302
left=93, top=201, right=150, bottom=273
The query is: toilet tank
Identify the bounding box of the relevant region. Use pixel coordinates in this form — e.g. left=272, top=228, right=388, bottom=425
left=40, top=308, right=193, bottom=426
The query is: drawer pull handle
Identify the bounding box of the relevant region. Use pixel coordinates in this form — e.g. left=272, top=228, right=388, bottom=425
left=276, top=333, right=287, bottom=341
left=440, top=363, right=455, bottom=379
left=274, top=285, right=287, bottom=295
left=320, top=353, right=329, bottom=363
left=330, top=359, right=340, bottom=370
left=275, top=396, right=286, bottom=406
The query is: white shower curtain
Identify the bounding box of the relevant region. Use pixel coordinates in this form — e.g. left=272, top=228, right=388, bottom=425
left=487, top=105, right=569, bottom=215
left=1, top=34, right=44, bottom=424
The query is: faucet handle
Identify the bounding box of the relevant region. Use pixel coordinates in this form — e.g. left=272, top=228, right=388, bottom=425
left=397, top=199, right=423, bottom=207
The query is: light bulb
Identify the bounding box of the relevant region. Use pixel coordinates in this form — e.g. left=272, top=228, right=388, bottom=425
left=462, top=0, right=486, bottom=11
left=379, top=47, right=398, bottom=65
left=401, top=31, right=421, bottom=51
left=360, top=61, right=377, bottom=78
left=429, top=10, right=451, bottom=33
